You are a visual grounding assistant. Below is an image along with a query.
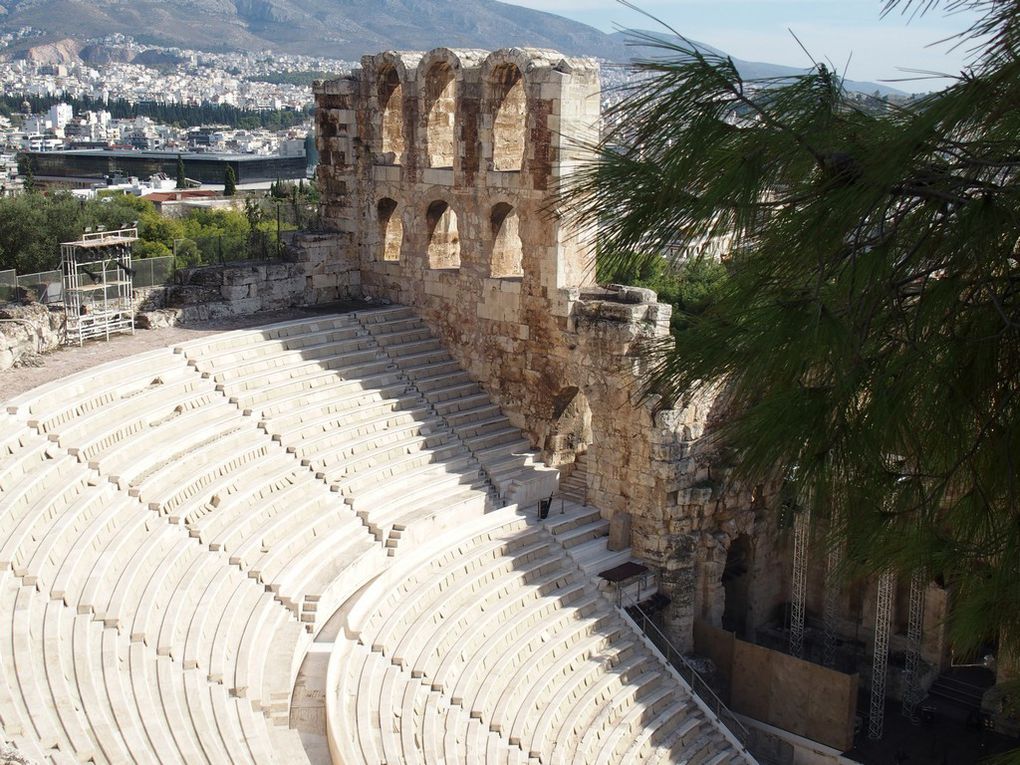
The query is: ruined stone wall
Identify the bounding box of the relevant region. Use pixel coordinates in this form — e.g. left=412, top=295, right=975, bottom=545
left=312, top=47, right=785, bottom=650
left=0, top=303, right=64, bottom=371
left=136, top=233, right=358, bottom=328
left=312, top=47, right=955, bottom=659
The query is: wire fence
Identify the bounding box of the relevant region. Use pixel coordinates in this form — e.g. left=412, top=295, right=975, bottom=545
left=0, top=197, right=321, bottom=304
left=134, top=256, right=175, bottom=288
left=0, top=269, right=14, bottom=304
left=7, top=269, right=63, bottom=304
left=180, top=231, right=285, bottom=265
left=0, top=255, right=176, bottom=306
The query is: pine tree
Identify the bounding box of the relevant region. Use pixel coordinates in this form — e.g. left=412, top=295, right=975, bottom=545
left=568, top=0, right=1020, bottom=698
left=223, top=166, right=237, bottom=197
left=175, top=154, right=186, bottom=189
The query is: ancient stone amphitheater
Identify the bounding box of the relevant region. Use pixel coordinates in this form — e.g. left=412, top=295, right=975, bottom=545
left=0, top=47, right=759, bottom=763
left=1, top=307, right=749, bottom=763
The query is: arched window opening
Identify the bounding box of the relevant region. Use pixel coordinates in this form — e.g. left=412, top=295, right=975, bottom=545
left=425, top=63, right=456, bottom=168
left=545, top=386, right=592, bottom=465
left=722, top=535, right=753, bottom=638
left=490, top=203, right=523, bottom=278
left=378, top=67, right=404, bottom=163
left=427, top=200, right=460, bottom=269
left=377, top=198, right=402, bottom=262
left=491, top=64, right=526, bottom=171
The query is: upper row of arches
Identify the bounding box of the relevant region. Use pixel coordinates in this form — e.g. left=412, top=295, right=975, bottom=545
left=371, top=48, right=575, bottom=172
left=377, top=195, right=523, bottom=278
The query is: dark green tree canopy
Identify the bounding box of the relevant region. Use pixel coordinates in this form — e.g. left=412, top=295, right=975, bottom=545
left=224, top=165, right=237, bottom=197
left=175, top=154, right=186, bottom=190
left=569, top=0, right=1020, bottom=675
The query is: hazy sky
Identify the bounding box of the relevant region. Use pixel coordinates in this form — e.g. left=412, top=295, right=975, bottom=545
left=508, top=1, right=982, bottom=90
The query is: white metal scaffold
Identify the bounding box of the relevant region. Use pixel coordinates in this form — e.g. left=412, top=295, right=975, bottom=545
left=901, top=570, right=926, bottom=721
left=869, top=568, right=896, bottom=740
left=61, top=227, right=138, bottom=346
left=789, top=506, right=811, bottom=659
left=822, top=517, right=845, bottom=668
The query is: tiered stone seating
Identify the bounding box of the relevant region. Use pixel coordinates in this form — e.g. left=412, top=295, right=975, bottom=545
left=355, top=306, right=559, bottom=506
left=176, top=311, right=496, bottom=551
left=330, top=507, right=750, bottom=765
left=0, top=309, right=749, bottom=764
left=2, top=346, right=311, bottom=762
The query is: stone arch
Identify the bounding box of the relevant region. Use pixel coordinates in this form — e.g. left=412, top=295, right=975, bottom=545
left=488, top=63, right=526, bottom=171
left=426, top=200, right=460, bottom=269
left=377, top=64, right=404, bottom=163
left=722, top=534, right=753, bottom=638
left=420, top=52, right=459, bottom=169
left=545, top=386, right=592, bottom=465
left=490, top=202, right=523, bottom=278
left=377, top=197, right=402, bottom=262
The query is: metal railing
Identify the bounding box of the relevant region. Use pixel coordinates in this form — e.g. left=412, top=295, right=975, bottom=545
left=624, top=598, right=752, bottom=750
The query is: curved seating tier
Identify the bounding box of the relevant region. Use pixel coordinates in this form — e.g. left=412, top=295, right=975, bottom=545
left=1, top=307, right=747, bottom=764
left=327, top=508, right=751, bottom=765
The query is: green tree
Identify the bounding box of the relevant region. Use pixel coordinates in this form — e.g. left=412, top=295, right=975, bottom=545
left=223, top=166, right=237, bottom=197
left=0, top=191, right=81, bottom=273
left=176, top=154, right=186, bottom=189
left=569, top=0, right=1020, bottom=711
left=17, top=153, right=34, bottom=193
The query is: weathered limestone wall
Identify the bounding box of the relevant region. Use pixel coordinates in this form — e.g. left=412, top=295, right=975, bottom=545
left=0, top=303, right=64, bottom=371
left=313, top=46, right=955, bottom=661
left=144, top=233, right=357, bottom=326
left=314, top=48, right=743, bottom=649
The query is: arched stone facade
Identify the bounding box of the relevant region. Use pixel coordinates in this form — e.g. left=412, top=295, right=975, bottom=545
left=314, top=47, right=731, bottom=650
left=312, top=48, right=955, bottom=662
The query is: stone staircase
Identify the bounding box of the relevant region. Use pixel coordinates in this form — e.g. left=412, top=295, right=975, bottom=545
left=543, top=501, right=660, bottom=610
left=356, top=306, right=559, bottom=507
left=556, top=452, right=589, bottom=506
left=928, top=671, right=989, bottom=712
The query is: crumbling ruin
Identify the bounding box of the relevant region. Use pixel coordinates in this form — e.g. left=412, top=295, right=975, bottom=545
left=0, top=42, right=1005, bottom=765
left=313, top=46, right=983, bottom=749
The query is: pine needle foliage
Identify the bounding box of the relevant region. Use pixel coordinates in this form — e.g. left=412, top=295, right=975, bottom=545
left=567, top=0, right=1020, bottom=686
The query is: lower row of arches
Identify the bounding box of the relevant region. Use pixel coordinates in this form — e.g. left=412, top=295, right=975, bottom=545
left=376, top=197, right=523, bottom=277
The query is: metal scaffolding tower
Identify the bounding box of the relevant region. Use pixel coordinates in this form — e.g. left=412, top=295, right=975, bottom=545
left=901, top=570, right=926, bottom=721
left=822, top=521, right=845, bottom=668
left=61, top=227, right=137, bottom=345
left=869, top=569, right=896, bottom=740
left=789, top=506, right=811, bottom=659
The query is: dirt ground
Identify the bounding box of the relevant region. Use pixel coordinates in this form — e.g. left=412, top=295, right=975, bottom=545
left=0, top=304, right=364, bottom=406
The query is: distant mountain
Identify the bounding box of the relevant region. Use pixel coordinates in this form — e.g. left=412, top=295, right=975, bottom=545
left=611, top=31, right=905, bottom=97
left=0, top=0, right=630, bottom=60
left=0, top=0, right=901, bottom=95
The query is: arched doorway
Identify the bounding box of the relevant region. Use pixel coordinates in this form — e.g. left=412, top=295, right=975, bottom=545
left=377, top=198, right=402, bottom=262
left=490, top=63, right=526, bottom=171
left=545, top=386, right=592, bottom=466
left=722, top=535, right=752, bottom=638
left=424, top=63, right=456, bottom=168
